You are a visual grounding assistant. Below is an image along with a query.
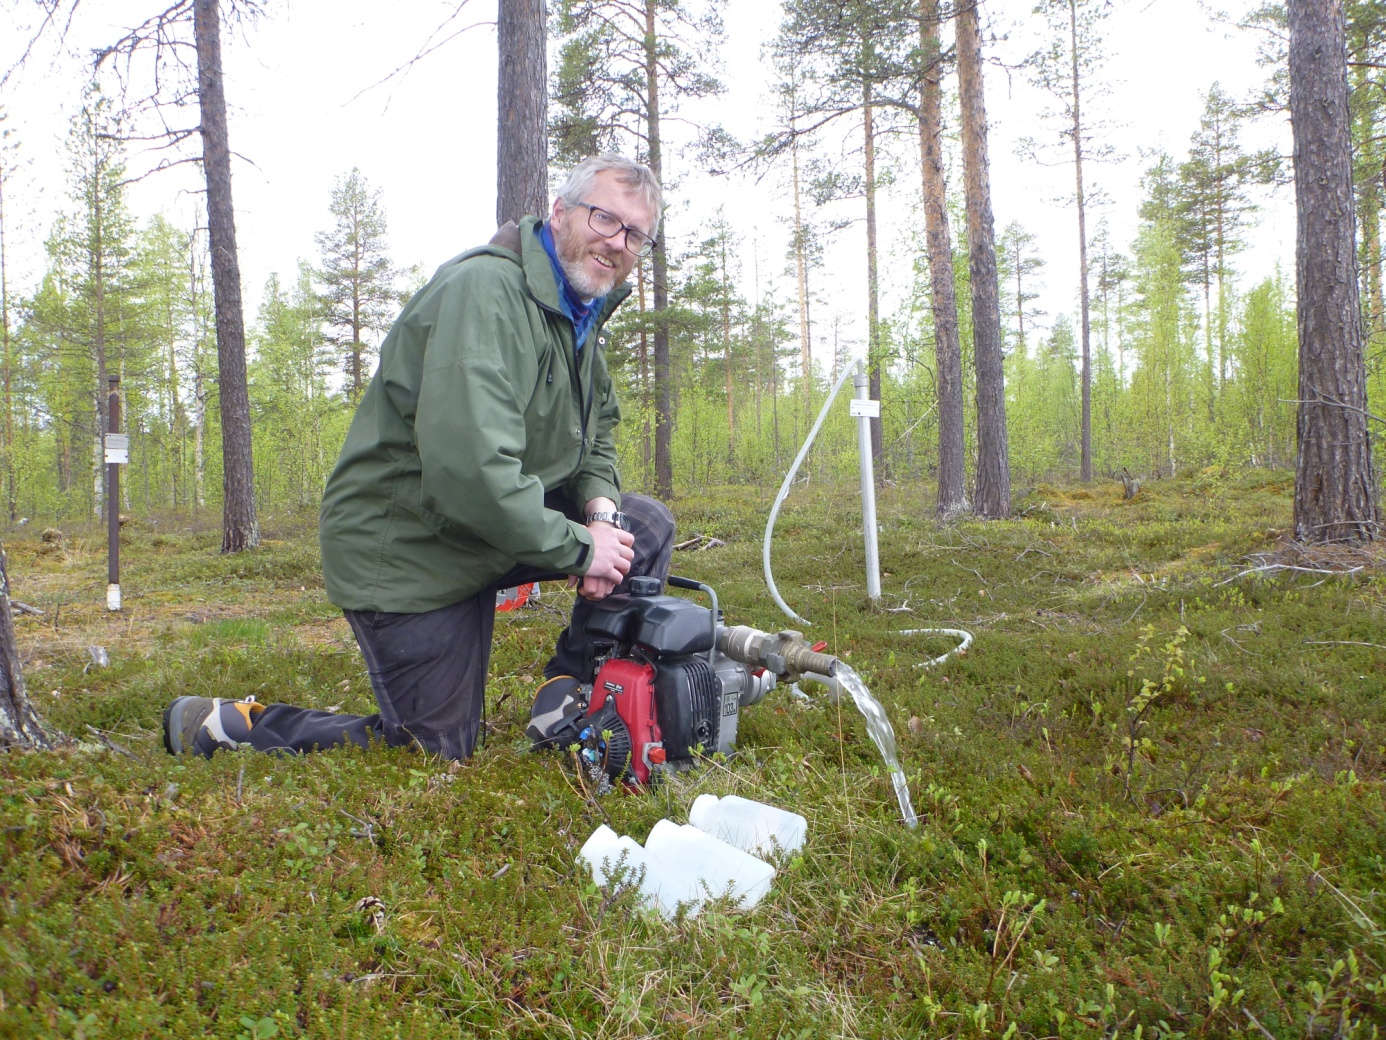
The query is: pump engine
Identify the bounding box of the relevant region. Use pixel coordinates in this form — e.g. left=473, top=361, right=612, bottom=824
left=527, top=575, right=840, bottom=786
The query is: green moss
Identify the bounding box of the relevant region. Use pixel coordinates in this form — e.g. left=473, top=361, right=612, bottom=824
left=2, top=475, right=1384, bottom=1037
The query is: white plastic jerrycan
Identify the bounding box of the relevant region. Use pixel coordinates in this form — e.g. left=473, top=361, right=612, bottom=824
left=688, top=794, right=807, bottom=859
left=642, top=819, right=776, bottom=911
left=579, top=825, right=650, bottom=888
left=578, top=824, right=690, bottom=917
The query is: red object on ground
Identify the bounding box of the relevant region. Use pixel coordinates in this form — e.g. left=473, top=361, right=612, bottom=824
left=495, top=583, right=536, bottom=612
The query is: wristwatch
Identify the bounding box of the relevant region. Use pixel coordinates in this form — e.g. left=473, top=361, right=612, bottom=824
left=585, top=510, right=629, bottom=530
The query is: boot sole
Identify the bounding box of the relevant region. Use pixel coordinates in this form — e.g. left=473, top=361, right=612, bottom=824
left=163, top=697, right=204, bottom=756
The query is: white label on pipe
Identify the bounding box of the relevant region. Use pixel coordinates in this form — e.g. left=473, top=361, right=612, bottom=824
left=104, top=434, right=129, bottom=465
left=849, top=399, right=881, bottom=418
left=106, top=584, right=121, bottom=611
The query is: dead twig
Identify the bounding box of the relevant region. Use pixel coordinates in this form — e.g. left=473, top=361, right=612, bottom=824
left=1304, top=640, right=1386, bottom=650
left=84, top=725, right=138, bottom=761
left=674, top=534, right=726, bottom=551
left=12, top=601, right=43, bottom=616
left=1215, top=563, right=1364, bottom=587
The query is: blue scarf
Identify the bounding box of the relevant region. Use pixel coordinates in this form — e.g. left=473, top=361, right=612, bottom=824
left=539, top=223, right=607, bottom=354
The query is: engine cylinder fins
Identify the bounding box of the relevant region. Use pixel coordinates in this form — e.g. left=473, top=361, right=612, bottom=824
left=654, top=656, right=720, bottom=762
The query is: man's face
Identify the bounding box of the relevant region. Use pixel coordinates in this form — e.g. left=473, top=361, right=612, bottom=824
left=550, top=170, right=656, bottom=299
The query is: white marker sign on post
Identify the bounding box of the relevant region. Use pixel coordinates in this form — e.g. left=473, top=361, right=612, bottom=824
left=848, top=398, right=881, bottom=418
left=104, top=433, right=129, bottom=465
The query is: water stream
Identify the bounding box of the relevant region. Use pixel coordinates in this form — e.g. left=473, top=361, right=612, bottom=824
left=832, top=663, right=919, bottom=828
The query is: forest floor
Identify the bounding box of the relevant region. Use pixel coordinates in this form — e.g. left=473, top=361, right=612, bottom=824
left=1, top=471, right=1384, bottom=1039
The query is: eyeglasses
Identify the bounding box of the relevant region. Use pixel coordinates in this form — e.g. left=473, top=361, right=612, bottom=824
left=573, top=201, right=656, bottom=257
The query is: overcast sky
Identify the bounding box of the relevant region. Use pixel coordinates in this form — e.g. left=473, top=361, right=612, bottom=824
left=2, top=0, right=1292, bottom=371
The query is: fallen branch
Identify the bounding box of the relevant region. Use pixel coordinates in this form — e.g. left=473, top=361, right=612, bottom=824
left=11, top=601, right=43, bottom=617
left=1215, top=563, right=1364, bottom=586
left=674, top=534, right=726, bottom=551
left=1304, top=640, right=1386, bottom=650
left=84, top=725, right=138, bottom=761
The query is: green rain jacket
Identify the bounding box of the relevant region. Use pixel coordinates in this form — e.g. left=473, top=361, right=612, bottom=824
left=319, top=215, right=630, bottom=613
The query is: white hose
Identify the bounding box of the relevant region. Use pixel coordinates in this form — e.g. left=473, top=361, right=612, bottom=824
left=897, top=628, right=974, bottom=669
left=763, top=362, right=861, bottom=626
left=762, top=361, right=977, bottom=674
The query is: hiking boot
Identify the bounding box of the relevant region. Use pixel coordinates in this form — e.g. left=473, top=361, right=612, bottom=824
left=163, top=696, right=264, bottom=758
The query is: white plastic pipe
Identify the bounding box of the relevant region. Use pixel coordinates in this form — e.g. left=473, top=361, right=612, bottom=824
left=853, top=365, right=881, bottom=602
left=763, top=362, right=860, bottom=626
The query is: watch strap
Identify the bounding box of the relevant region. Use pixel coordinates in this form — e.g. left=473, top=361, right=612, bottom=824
left=585, top=510, right=629, bottom=530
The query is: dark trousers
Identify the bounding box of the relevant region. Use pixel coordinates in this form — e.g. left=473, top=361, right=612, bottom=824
left=246, top=492, right=676, bottom=761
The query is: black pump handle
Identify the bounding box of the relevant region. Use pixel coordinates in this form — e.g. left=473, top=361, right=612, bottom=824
left=666, top=575, right=706, bottom=592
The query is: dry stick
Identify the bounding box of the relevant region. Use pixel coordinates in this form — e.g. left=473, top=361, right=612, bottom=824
left=235, top=763, right=244, bottom=805
left=1215, top=563, right=1364, bottom=587
left=11, top=601, right=42, bottom=616
left=84, top=725, right=138, bottom=761
left=1304, top=640, right=1386, bottom=650
left=1280, top=393, right=1386, bottom=426
left=1242, top=1008, right=1278, bottom=1040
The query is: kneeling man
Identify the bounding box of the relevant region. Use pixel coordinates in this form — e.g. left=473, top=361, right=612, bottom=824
left=164, top=154, right=672, bottom=760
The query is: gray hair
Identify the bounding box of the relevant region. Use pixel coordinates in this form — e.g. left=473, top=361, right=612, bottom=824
left=555, top=154, right=663, bottom=237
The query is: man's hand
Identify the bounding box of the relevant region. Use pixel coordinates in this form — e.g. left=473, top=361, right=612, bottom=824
left=575, top=520, right=633, bottom=600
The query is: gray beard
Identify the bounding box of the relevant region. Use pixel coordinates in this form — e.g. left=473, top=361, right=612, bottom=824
left=558, top=253, right=616, bottom=300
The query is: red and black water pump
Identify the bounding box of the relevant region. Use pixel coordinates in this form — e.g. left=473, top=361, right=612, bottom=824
left=527, top=575, right=840, bottom=787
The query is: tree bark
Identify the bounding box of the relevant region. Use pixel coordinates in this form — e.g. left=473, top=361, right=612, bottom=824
left=1288, top=0, right=1379, bottom=543
left=918, top=0, right=966, bottom=516
left=957, top=0, right=1010, bottom=518
left=646, top=0, right=672, bottom=500
left=792, top=135, right=813, bottom=407
left=863, top=83, right=885, bottom=476
left=195, top=0, right=259, bottom=552
left=497, top=0, right=549, bottom=225
left=1068, top=0, right=1093, bottom=482
left=0, top=542, right=48, bottom=750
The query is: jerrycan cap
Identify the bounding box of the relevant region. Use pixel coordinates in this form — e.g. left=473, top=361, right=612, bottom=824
left=627, top=575, right=662, bottom=596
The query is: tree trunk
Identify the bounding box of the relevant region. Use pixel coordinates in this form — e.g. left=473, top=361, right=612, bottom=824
left=918, top=0, right=966, bottom=516
left=957, top=0, right=1010, bottom=519
left=722, top=250, right=734, bottom=465
left=863, top=84, right=885, bottom=476
left=792, top=135, right=812, bottom=407
left=0, top=160, right=14, bottom=522
left=1068, top=0, right=1093, bottom=482
left=1289, top=0, right=1379, bottom=543
left=496, top=0, right=549, bottom=225
left=646, top=0, right=673, bottom=500
left=195, top=0, right=259, bottom=552
left=0, top=543, right=48, bottom=750
left=637, top=260, right=651, bottom=488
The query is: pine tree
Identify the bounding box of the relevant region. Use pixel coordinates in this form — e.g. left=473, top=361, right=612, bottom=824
left=315, top=169, right=402, bottom=403
left=957, top=0, right=1010, bottom=518
left=915, top=0, right=967, bottom=514
left=550, top=0, right=724, bottom=499
left=497, top=0, right=549, bottom=225
left=0, top=109, right=19, bottom=521
left=1028, top=0, right=1115, bottom=482
left=999, top=221, right=1046, bottom=358
left=1288, top=0, right=1379, bottom=543
left=1176, top=84, right=1260, bottom=423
